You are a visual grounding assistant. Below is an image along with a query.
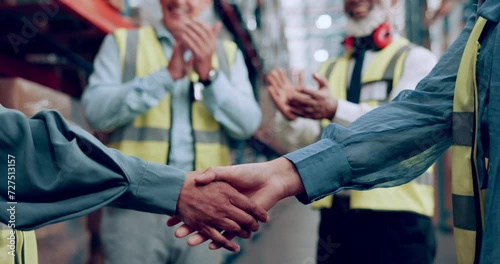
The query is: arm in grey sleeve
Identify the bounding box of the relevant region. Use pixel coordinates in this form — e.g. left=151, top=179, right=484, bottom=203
left=0, top=106, right=184, bottom=230
left=285, top=13, right=477, bottom=204
left=82, top=34, right=175, bottom=131
left=201, top=50, right=262, bottom=139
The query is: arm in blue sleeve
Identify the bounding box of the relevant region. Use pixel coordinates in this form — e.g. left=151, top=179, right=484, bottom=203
left=0, top=106, right=184, bottom=230
left=82, top=34, right=175, bottom=131
left=286, top=13, right=477, bottom=204
left=201, top=50, right=262, bottom=139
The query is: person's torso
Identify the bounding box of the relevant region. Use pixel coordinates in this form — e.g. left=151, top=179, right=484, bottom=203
left=313, top=39, right=435, bottom=217
left=108, top=25, right=234, bottom=171
left=157, top=38, right=195, bottom=171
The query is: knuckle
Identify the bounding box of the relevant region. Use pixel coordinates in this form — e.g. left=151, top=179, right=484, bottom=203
left=239, top=230, right=251, bottom=239
left=227, top=224, right=241, bottom=233
left=245, top=217, right=258, bottom=228
left=204, top=167, right=215, bottom=175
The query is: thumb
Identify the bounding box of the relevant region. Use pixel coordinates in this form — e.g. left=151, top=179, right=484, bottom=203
left=313, top=73, right=328, bottom=90
left=212, top=22, right=222, bottom=36
left=195, top=166, right=235, bottom=185
left=171, top=42, right=184, bottom=58
left=195, top=169, right=216, bottom=185
left=297, top=70, right=305, bottom=87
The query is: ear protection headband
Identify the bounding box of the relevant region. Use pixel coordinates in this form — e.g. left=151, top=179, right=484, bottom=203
left=343, top=22, right=393, bottom=52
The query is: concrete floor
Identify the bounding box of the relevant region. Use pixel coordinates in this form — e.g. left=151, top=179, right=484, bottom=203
left=225, top=197, right=457, bottom=264
left=227, top=197, right=319, bottom=264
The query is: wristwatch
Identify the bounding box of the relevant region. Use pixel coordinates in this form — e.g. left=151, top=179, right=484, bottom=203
left=199, top=69, right=218, bottom=87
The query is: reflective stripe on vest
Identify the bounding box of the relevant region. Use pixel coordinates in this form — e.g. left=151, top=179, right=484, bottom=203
left=0, top=223, right=38, bottom=264
left=108, top=27, right=236, bottom=169
left=451, top=16, right=488, bottom=264
left=312, top=38, right=434, bottom=217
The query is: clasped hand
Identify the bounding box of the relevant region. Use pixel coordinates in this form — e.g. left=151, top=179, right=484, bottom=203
left=171, top=158, right=304, bottom=252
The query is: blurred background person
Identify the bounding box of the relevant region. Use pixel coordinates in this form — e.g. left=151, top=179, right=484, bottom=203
left=267, top=0, right=438, bottom=263
left=81, top=0, right=261, bottom=263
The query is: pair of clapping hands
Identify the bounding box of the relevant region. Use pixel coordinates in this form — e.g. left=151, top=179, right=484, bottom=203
left=169, top=158, right=304, bottom=252
left=267, top=69, right=338, bottom=121
left=168, top=18, right=222, bottom=81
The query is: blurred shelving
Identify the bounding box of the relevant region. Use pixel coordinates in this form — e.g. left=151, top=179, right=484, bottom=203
left=0, top=0, right=135, bottom=97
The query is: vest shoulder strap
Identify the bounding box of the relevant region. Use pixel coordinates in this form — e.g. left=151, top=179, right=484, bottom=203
left=383, top=43, right=414, bottom=83
left=119, top=28, right=140, bottom=83
left=216, top=40, right=238, bottom=80
left=320, top=56, right=340, bottom=81
left=324, top=39, right=415, bottom=100
left=362, top=38, right=412, bottom=84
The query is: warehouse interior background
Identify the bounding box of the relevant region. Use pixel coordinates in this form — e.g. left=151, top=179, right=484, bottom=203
left=0, top=0, right=476, bottom=263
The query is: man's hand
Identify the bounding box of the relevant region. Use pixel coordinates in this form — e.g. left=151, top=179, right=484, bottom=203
left=174, top=171, right=269, bottom=252
left=168, top=41, right=193, bottom=80
left=288, top=73, right=338, bottom=120
left=180, top=19, right=222, bottom=80
left=168, top=158, right=304, bottom=249
left=266, top=69, right=308, bottom=121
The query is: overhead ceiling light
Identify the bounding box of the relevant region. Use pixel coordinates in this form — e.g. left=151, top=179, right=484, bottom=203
left=316, top=14, right=332, bottom=29
left=314, top=49, right=329, bottom=62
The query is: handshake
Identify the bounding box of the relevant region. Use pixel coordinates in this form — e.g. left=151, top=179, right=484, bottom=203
left=169, top=157, right=304, bottom=252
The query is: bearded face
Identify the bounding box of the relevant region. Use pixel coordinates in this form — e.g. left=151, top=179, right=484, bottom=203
left=344, top=0, right=376, bottom=20
left=344, top=0, right=394, bottom=37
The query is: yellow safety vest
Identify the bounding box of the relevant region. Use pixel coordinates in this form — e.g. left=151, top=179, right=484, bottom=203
left=108, top=27, right=237, bottom=169
left=0, top=223, right=37, bottom=264
left=451, top=16, right=488, bottom=264
left=312, top=38, right=435, bottom=218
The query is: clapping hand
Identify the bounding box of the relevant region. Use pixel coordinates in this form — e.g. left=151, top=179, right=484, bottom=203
left=266, top=69, right=304, bottom=121
left=168, top=41, right=193, bottom=80
left=288, top=73, right=338, bottom=120
left=180, top=19, right=222, bottom=80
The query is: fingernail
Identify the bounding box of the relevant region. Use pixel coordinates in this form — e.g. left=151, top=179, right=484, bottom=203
left=176, top=229, right=187, bottom=237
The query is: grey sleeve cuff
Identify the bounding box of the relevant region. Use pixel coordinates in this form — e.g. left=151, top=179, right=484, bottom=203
left=284, top=139, right=352, bottom=204
left=128, top=161, right=186, bottom=216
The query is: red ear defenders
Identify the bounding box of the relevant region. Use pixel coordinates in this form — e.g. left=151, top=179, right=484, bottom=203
left=343, top=22, right=393, bottom=52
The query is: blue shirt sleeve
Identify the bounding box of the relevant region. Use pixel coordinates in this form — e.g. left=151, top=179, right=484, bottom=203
left=286, top=13, right=476, bottom=204
left=202, top=49, right=262, bottom=139
left=0, top=106, right=185, bottom=230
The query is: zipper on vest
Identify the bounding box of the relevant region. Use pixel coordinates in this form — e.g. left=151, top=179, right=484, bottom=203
left=189, top=82, right=196, bottom=171
left=166, top=96, right=173, bottom=165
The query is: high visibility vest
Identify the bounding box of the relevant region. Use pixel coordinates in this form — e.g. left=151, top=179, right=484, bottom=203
left=0, top=223, right=37, bottom=264
left=451, top=16, right=488, bottom=264
left=312, top=38, right=435, bottom=218
left=108, top=27, right=237, bottom=169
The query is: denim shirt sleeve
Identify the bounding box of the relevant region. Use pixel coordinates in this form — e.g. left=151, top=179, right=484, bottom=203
left=82, top=34, right=175, bottom=131
left=201, top=50, right=262, bottom=139
left=286, top=13, right=477, bottom=204
left=0, top=106, right=184, bottom=230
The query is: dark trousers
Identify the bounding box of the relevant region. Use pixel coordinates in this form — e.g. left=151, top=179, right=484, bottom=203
left=316, top=196, right=436, bottom=264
